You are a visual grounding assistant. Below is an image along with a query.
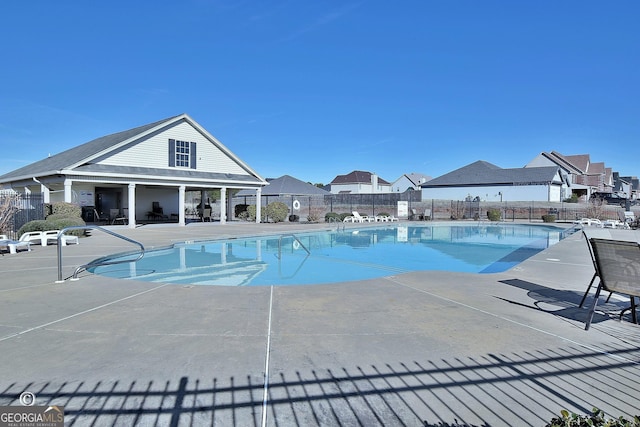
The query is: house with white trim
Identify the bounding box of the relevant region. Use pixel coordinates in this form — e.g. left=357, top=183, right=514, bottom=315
left=525, top=151, right=614, bottom=201
left=421, top=160, right=564, bottom=202
left=329, top=170, right=392, bottom=194
left=0, top=113, right=269, bottom=227
left=391, top=173, right=431, bottom=192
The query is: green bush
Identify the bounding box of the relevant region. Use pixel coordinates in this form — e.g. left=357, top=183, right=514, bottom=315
left=17, top=216, right=86, bottom=237
left=243, top=205, right=257, bottom=222
left=50, top=202, right=82, bottom=218
left=487, top=208, right=501, bottom=221
left=17, top=220, right=49, bottom=235
left=45, top=213, right=74, bottom=222
left=325, top=212, right=341, bottom=222
left=264, top=202, right=289, bottom=223
left=339, top=213, right=352, bottom=221
left=564, top=194, right=579, bottom=203
left=289, top=214, right=299, bottom=222
left=542, top=214, right=556, bottom=223
left=546, top=408, right=640, bottom=427
left=45, top=217, right=86, bottom=236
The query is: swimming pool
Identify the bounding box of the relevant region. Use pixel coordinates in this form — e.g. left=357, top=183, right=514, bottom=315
left=89, top=224, right=573, bottom=286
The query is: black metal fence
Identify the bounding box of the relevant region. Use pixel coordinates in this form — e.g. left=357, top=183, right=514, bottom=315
left=231, top=191, right=636, bottom=223
left=0, top=193, right=45, bottom=238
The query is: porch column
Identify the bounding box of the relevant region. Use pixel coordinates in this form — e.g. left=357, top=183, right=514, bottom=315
left=179, top=185, right=186, bottom=226
left=41, top=184, right=50, bottom=204
left=128, top=183, right=136, bottom=228
left=64, top=179, right=72, bottom=203
left=256, top=188, right=262, bottom=223
left=220, top=187, right=227, bottom=224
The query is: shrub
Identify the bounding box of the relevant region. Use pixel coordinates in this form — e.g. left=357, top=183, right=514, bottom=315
left=17, top=220, right=50, bottom=235
left=377, top=212, right=390, bottom=217
left=45, top=213, right=74, bottom=222
left=339, top=213, right=352, bottom=222
left=289, top=214, right=299, bottom=222
left=487, top=208, right=501, bottom=221
left=325, top=212, right=341, bottom=222
left=243, top=205, right=257, bottom=222
left=542, top=214, right=556, bottom=223
left=307, top=208, right=323, bottom=223
left=564, top=194, right=579, bottom=203
left=18, top=215, right=87, bottom=237
left=545, top=408, right=640, bottom=427
left=264, top=202, right=289, bottom=223
left=50, top=202, right=82, bottom=218
left=46, top=216, right=86, bottom=236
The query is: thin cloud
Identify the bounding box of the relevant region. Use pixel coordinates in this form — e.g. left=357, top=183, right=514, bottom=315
left=280, top=2, right=364, bottom=42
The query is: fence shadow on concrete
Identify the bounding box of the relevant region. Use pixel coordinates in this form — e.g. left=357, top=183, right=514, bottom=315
left=2, top=344, right=639, bottom=426
left=498, top=278, right=639, bottom=326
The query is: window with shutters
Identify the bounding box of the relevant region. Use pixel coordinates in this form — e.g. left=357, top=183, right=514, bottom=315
left=169, top=139, right=197, bottom=169
left=175, top=140, right=190, bottom=167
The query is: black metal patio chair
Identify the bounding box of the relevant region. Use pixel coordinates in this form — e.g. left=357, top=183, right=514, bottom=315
left=579, top=231, right=613, bottom=308
left=585, top=238, right=640, bottom=330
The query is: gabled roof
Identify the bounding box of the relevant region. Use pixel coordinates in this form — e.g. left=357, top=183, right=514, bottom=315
left=330, top=170, right=391, bottom=185
left=0, top=113, right=266, bottom=185
left=589, top=162, right=605, bottom=175
left=538, top=151, right=583, bottom=174
left=562, top=153, right=591, bottom=173
left=0, top=116, right=179, bottom=182
left=236, top=175, right=330, bottom=196
left=397, top=172, right=432, bottom=186
left=422, top=160, right=560, bottom=187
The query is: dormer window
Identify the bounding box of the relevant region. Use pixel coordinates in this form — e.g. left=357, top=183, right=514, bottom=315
left=168, top=139, right=197, bottom=169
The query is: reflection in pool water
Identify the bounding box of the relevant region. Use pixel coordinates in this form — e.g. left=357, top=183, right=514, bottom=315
left=90, top=224, right=572, bottom=286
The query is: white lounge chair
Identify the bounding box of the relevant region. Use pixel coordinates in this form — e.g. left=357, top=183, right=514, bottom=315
left=0, top=236, right=31, bottom=254
left=574, top=218, right=603, bottom=227
left=352, top=212, right=375, bottom=223
left=42, top=230, right=80, bottom=246
left=19, top=231, right=46, bottom=246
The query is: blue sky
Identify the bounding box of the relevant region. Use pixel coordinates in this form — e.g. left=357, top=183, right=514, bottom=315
left=1, top=1, right=638, bottom=185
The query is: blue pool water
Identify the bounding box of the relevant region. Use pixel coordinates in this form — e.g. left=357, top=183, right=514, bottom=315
left=90, top=224, right=571, bottom=286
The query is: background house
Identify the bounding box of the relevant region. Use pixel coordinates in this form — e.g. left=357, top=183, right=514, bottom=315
left=391, top=173, right=432, bottom=192
left=329, top=170, right=392, bottom=194
left=526, top=151, right=614, bottom=201
left=421, top=160, right=563, bottom=202
left=0, top=114, right=268, bottom=226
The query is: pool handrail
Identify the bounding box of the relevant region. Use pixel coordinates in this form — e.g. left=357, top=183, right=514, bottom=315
left=278, top=234, right=310, bottom=257
left=55, top=225, right=145, bottom=283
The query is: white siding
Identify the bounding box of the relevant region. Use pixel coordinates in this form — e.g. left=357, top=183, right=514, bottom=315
left=549, top=185, right=561, bottom=202
left=422, top=185, right=555, bottom=202
left=331, top=183, right=393, bottom=194
left=392, top=177, right=414, bottom=192
left=98, top=122, right=249, bottom=175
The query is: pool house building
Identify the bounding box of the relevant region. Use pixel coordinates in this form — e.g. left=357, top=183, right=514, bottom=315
left=0, top=114, right=268, bottom=227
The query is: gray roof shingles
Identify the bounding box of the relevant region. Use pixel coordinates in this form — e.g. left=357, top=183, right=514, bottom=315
left=236, top=175, right=330, bottom=196
left=423, top=160, right=560, bottom=187
left=0, top=115, right=180, bottom=182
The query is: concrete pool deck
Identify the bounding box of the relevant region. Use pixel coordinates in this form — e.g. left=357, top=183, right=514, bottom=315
left=0, top=221, right=639, bottom=426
